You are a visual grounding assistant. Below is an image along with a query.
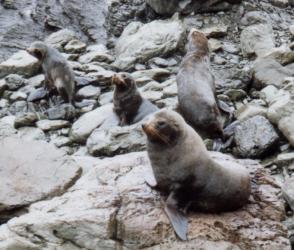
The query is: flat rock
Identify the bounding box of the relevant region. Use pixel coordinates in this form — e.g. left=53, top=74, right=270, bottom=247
left=114, top=18, right=185, bottom=70
left=87, top=122, right=146, bottom=157
left=70, top=104, right=119, bottom=143
left=0, top=137, right=81, bottom=212
left=45, top=29, right=77, bottom=49
left=37, top=120, right=70, bottom=131
left=234, top=115, right=279, bottom=158
left=78, top=51, right=114, bottom=64
left=14, top=112, right=38, bottom=129
left=46, top=104, right=76, bottom=120
left=64, top=39, right=86, bottom=53
left=0, top=51, right=40, bottom=78
left=17, top=127, right=46, bottom=141
left=252, top=58, right=294, bottom=89
left=240, top=24, right=275, bottom=57
left=76, top=85, right=101, bottom=100
left=0, top=151, right=289, bottom=249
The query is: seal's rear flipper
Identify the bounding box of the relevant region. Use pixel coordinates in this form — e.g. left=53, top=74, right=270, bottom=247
left=165, top=203, right=188, bottom=241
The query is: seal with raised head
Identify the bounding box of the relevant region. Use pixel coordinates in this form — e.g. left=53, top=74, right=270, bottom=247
left=26, top=41, right=75, bottom=104
left=142, top=109, right=251, bottom=240
left=177, top=29, right=223, bottom=138
left=112, top=72, right=158, bottom=126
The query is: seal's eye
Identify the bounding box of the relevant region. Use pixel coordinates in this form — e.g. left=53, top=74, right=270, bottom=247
left=157, top=120, right=167, bottom=129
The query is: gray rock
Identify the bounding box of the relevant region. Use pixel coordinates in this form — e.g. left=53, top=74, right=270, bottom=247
left=37, top=120, right=70, bottom=131
left=46, top=104, right=76, bottom=120
left=0, top=119, right=17, bottom=139
left=64, top=39, right=86, bottom=53
left=282, top=176, right=294, bottom=211
left=28, top=74, right=45, bottom=88
left=252, top=58, right=293, bottom=89
left=78, top=51, right=114, bottom=64
left=270, top=0, right=289, bottom=8
left=224, top=89, right=247, bottom=101
left=235, top=103, right=268, bottom=121
left=17, top=127, right=46, bottom=141
left=0, top=51, right=40, bottom=78
left=260, top=85, right=279, bottom=104
left=240, top=11, right=271, bottom=26
left=14, top=113, right=38, bottom=129
left=114, top=17, right=185, bottom=70
left=27, top=87, right=47, bottom=102
left=5, top=74, right=27, bottom=91
left=0, top=152, right=289, bottom=250
left=0, top=80, right=7, bottom=97
left=131, top=68, right=171, bottom=83
left=149, top=57, right=177, bottom=68
left=234, top=115, right=279, bottom=158
left=87, top=123, right=146, bottom=157
left=240, top=24, right=275, bottom=57
left=9, top=91, right=27, bottom=101
left=70, top=104, right=119, bottom=143
left=0, top=137, right=81, bottom=212
left=8, top=101, right=28, bottom=116
left=76, top=85, right=101, bottom=100
left=278, top=114, right=294, bottom=147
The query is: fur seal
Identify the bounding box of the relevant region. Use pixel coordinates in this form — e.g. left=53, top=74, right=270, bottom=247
left=112, top=72, right=158, bottom=126
left=26, top=41, right=75, bottom=104
left=177, top=29, right=223, bottom=138
left=142, top=109, right=251, bottom=240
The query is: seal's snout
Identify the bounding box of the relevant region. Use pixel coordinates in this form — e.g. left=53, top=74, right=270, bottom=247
left=112, top=73, right=126, bottom=86
left=26, top=48, right=33, bottom=54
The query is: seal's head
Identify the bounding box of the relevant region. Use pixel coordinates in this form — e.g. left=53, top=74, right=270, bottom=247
left=142, top=109, right=186, bottom=146
left=187, top=29, right=209, bottom=55
left=112, top=72, right=137, bottom=92
left=26, top=41, right=48, bottom=61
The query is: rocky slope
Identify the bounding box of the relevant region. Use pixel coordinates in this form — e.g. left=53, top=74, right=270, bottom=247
left=1, top=0, right=294, bottom=249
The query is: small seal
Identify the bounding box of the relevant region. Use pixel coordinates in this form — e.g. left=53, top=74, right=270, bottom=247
left=112, top=72, right=158, bottom=126
left=177, top=29, right=223, bottom=138
left=142, top=109, right=251, bottom=240
left=26, top=41, right=75, bottom=104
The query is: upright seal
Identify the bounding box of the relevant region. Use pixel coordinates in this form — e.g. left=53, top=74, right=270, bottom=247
left=177, top=29, right=223, bottom=138
left=112, top=72, right=158, bottom=126
left=26, top=41, right=75, bottom=104
left=142, top=109, right=251, bottom=240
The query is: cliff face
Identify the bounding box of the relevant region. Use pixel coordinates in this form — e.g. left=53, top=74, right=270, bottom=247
left=0, top=0, right=108, bottom=61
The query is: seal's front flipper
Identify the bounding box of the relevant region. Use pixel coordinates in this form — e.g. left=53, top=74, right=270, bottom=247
left=165, top=192, right=188, bottom=241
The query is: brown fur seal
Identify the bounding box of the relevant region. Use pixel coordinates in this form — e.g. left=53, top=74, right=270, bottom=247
left=112, top=72, right=158, bottom=126
left=177, top=29, right=223, bottom=138
left=142, top=109, right=251, bottom=240
left=26, top=41, right=75, bottom=104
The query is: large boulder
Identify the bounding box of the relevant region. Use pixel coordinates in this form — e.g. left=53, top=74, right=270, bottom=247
left=70, top=104, right=119, bottom=144
left=0, top=51, right=40, bottom=78
left=0, top=152, right=290, bottom=249
left=113, top=17, right=185, bottom=70
left=234, top=115, right=279, bottom=158
left=240, top=24, right=275, bottom=57
left=0, top=137, right=82, bottom=212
